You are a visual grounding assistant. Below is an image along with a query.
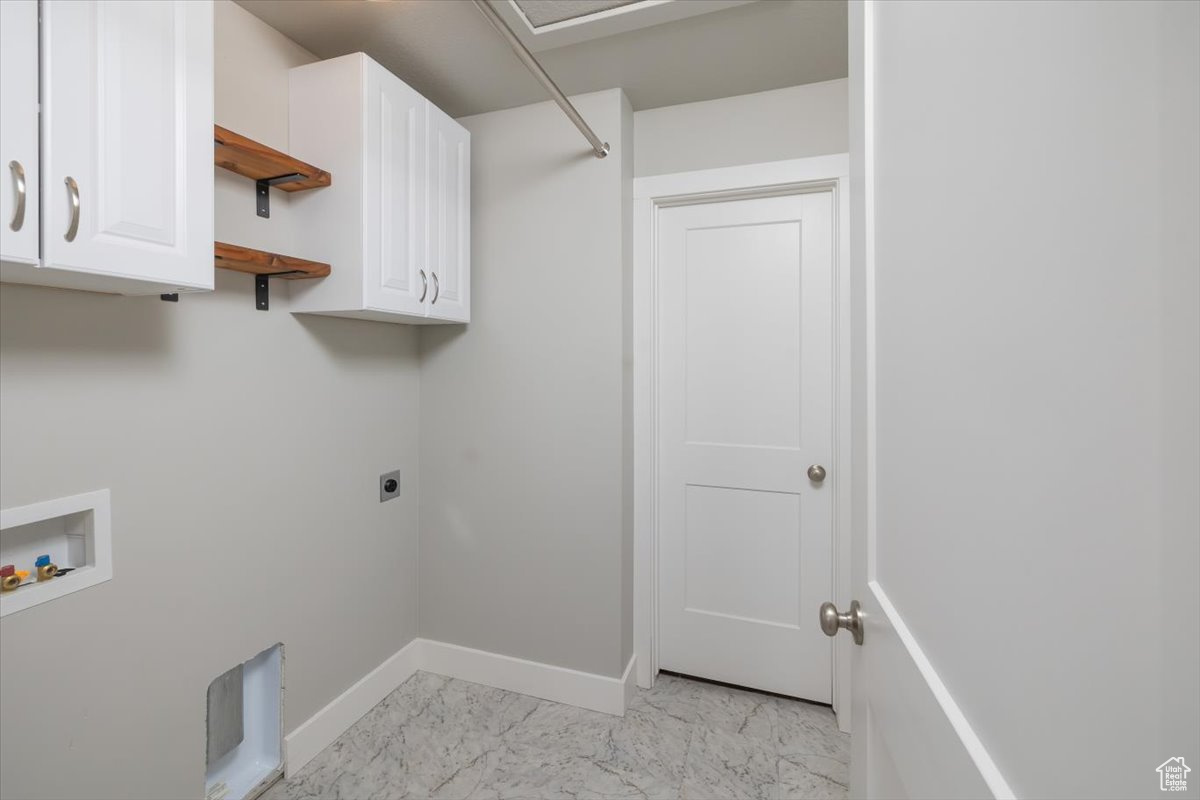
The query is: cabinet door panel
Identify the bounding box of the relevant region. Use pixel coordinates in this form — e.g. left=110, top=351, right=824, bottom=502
left=366, top=66, right=427, bottom=315
left=426, top=103, right=470, bottom=322
left=0, top=0, right=40, bottom=266
left=41, top=0, right=212, bottom=292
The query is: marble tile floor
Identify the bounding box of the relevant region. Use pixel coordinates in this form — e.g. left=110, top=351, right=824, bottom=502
left=261, top=671, right=850, bottom=800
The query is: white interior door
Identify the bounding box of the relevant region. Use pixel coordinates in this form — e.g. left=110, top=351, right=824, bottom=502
left=842, top=1, right=1199, bottom=797
left=657, top=190, right=834, bottom=701
left=845, top=4, right=1012, bottom=795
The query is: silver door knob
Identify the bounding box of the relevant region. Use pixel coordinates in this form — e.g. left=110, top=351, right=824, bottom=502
left=807, top=464, right=826, bottom=482
left=819, top=600, right=863, bottom=645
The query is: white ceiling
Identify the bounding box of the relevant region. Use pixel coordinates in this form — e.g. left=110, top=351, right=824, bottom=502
left=235, top=0, right=848, bottom=118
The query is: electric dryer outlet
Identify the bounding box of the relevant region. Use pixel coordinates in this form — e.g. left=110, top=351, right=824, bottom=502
left=379, top=471, right=401, bottom=502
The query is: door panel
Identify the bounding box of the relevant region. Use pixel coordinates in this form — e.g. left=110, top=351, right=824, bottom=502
left=849, top=2, right=1001, bottom=791
left=41, top=0, right=212, bottom=291
left=0, top=0, right=39, bottom=266
left=684, top=221, right=802, bottom=448
left=367, top=67, right=426, bottom=315
left=425, top=102, right=469, bottom=322
left=860, top=584, right=995, bottom=800
left=658, top=191, right=834, bottom=701
left=847, top=2, right=1085, bottom=797
left=684, top=485, right=802, bottom=626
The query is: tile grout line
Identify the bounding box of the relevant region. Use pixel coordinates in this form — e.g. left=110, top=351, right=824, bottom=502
left=676, top=724, right=698, bottom=798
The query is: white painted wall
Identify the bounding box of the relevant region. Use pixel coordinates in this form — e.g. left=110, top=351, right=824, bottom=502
left=0, top=4, right=421, bottom=798
left=418, top=90, right=635, bottom=679
left=633, top=80, right=848, bottom=177
left=862, top=1, right=1199, bottom=797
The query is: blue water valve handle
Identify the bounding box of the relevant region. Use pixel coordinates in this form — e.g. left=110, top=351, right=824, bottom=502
left=35, top=554, right=51, bottom=567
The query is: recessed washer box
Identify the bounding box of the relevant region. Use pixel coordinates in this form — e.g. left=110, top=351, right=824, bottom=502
left=0, top=489, right=112, bottom=617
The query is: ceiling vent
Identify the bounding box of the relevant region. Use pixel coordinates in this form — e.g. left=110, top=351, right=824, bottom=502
left=514, top=0, right=640, bottom=28
left=496, top=0, right=757, bottom=51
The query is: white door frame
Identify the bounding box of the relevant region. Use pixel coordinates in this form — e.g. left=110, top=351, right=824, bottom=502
left=632, top=155, right=853, bottom=730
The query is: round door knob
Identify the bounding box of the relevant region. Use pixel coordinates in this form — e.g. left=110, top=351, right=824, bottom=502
left=807, top=464, right=827, bottom=483
left=819, top=600, right=864, bottom=645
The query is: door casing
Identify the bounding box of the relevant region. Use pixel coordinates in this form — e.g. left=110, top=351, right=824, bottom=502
left=632, top=155, right=853, bottom=731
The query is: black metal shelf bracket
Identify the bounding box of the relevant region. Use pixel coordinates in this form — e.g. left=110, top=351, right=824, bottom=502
left=255, top=173, right=306, bottom=218
left=254, top=271, right=303, bottom=311
left=255, top=275, right=270, bottom=310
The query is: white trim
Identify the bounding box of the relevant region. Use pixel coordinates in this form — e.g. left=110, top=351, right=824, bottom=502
left=870, top=582, right=1017, bottom=800
left=284, top=639, right=635, bottom=776
left=632, top=156, right=853, bottom=730
left=0, top=489, right=113, bottom=617
left=633, top=155, right=849, bottom=200
left=832, top=161, right=854, bottom=734
left=622, top=654, right=638, bottom=710
left=284, top=638, right=422, bottom=776
left=421, top=640, right=635, bottom=717
left=846, top=4, right=875, bottom=783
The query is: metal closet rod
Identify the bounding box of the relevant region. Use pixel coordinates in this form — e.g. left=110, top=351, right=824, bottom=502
left=471, top=0, right=610, bottom=159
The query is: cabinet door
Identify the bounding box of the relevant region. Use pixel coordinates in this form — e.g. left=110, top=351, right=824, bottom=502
left=425, top=103, right=470, bottom=322
left=41, top=0, right=213, bottom=292
left=0, top=0, right=40, bottom=266
left=365, top=66, right=428, bottom=316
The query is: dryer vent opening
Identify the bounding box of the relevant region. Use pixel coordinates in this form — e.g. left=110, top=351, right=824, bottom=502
left=204, top=643, right=283, bottom=800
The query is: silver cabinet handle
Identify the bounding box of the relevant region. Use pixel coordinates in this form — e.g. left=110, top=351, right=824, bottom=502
left=64, top=176, right=80, bottom=242
left=431, top=272, right=440, bottom=305
left=807, top=464, right=826, bottom=483
left=819, top=600, right=863, bottom=645
left=418, top=269, right=428, bottom=302
left=8, top=161, right=26, bottom=231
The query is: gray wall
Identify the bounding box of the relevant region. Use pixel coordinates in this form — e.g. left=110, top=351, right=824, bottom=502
left=0, top=4, right=421, bottom=798
left=418, top=90, right=634, bottom=678
left=620, top=90, right=635, bottom=671
left=1158, top=0, right=1200, bottom=775
left=633, top=79, right=848, bottom=177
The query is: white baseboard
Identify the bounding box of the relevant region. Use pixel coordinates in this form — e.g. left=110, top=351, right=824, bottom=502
left=621, top=652, right=638, bottom=710
left=283, top=639, right=636, bottom=776
left=284, top=638, right=421, bottom=776
left=420, top=639, right=636, bottom=717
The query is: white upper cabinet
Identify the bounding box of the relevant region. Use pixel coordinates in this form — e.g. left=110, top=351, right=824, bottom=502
left=0, top=0, right=40, bottom=267
left=289, top=53, right=471, bottom=324
left=1, top=0, right=214, bottom=296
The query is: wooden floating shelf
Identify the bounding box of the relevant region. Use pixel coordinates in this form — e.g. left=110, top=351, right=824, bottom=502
left=214, top=125, right=331, bottom=191
left=214, top=242, right=330, bottom=279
